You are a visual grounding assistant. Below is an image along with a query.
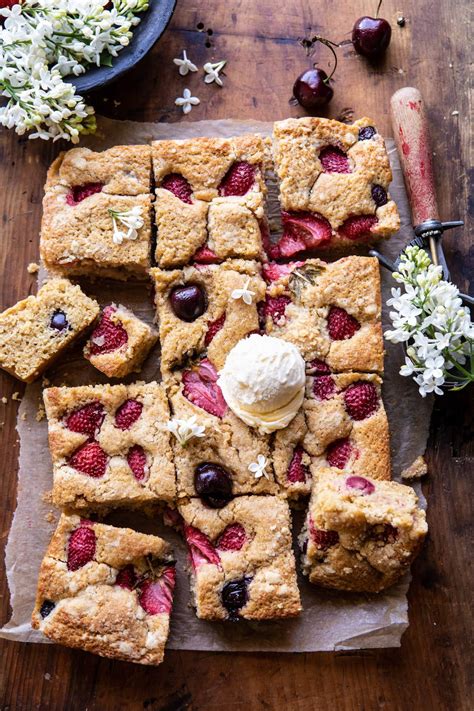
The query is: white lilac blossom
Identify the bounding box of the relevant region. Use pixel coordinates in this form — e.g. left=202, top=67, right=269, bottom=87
left=248, top=454, right=270, bottom=480
left=166, top=415, right=206, bottom=447
left=174, top=87, right=200, bottom=114
left=385, top=246, right=474, bottom=397
left=109, top=205, right=144, bottom=244
left=231, top=277, right=255, bottom=305
left=0, top=0, right=148, bottom=142
left=203, top=60, right=226, bottom=86
left=173, top=49, right=198, bottom=76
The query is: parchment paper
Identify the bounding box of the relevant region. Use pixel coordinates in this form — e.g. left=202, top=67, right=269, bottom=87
left=0, top=118, right=432, bottom=651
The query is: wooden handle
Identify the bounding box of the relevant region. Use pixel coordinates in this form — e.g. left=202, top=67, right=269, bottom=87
left=390, top=87, right=439, bottom=225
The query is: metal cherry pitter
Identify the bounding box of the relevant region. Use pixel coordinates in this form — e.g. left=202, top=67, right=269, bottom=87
left=369, top=86, right=473, bottom=307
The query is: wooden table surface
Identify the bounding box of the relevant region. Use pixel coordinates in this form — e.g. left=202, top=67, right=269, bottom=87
left=0, top=1, right=472, bottom=709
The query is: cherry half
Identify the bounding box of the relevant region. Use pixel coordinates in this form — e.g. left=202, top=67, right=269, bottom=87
left=170, top=284, right=207, bottom=322
left=352, top=1, right=392, bottom=59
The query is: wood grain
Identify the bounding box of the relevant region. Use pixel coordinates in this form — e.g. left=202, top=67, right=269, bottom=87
left=0, top=1, right=472, bottom=709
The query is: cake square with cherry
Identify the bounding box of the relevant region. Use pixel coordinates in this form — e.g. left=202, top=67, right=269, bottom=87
left=150, top=260, right=266, bottom=373
left=165, top=358, right=277, bottom=503
left=152, top=134, right=268, bottom=267
left=0, top=278, right=99, bottom=383
left=299, top=467, right=427, bottom=593
left=84, top=303, right=158, bottom=378
left=176, top=496, right=301, bottom=620
left=32, top=514, right=175, bottom=665
left=261, top=256, right=383, bottom=372
left=270, top=117, right=400, bottom=258
left=43, top=381, right=175, bottom=510
left=273, top=372, right=391, bottom=499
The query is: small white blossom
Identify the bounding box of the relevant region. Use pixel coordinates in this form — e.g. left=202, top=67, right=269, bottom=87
left=231, top=277, right=255, bottom=305
left=248, top=454, right=269, bottom=480
left=109, top=206, right=144, bottom=244
left=167, top=415, right=206, bottom=447
left=175, top=87, right=200, bottom=114
left=173, top=49, right=198, bottom=76
left=203, top=60, right=226, bottom=86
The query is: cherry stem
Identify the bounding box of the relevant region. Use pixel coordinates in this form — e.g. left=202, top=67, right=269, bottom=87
left=312, top=36, right=339, bottom=83
left=376, top=0, right=383, bottom=18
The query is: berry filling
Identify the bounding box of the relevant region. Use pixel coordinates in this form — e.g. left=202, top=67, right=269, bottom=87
left=170, top=284, right=207, bottom=322
left=327, top=306, right=361, bottom=340
left=50, top=309, right=69, bottom=332
left=161, top=173, right=193, bottom=204
left=319, top=146, right=351, bottom=174
left=114, top=399, right=143, bottom=430
left=344, top=382, right=379, bottom=420
left=66, top=182, right=103, bottom=206
left=193, top=245, right=222, bottom=264
left=127, top=444, right=147, bottom=482
left=345, top=475, right=375, bottom=495
left=313, top=375, right=337, bottom=401
left=115, top=564, right=138, bottom=590
left=262, top=261, right=304, bottom=283
left=88, top=305, right=128, bottom=355
left=182, top=359, right=228, bottom=418
left=221, top=578, right=250, bottom=617
left=371, top=184, right=388, bottom=207
left=65, top=401, right=105, bottom=438
left=204, top=313, right=226, bottom=346
left=218, top=161, right=255, bottom=197
left=307, top=358, right=331, bottom=375
left=194, top=462, right=233, bottom=508
left=67, top=524, right=96, bottom=571
left=275, top=211, right=332, bottom=257
left=358, top=126, right=376, bottom=141
left=339, top=215, right=378, bottom=241
left=139, top=566, right=176, bottom=615
left=40, top=600, right=55, bottom=618
left=287, top=445, right=309, bottom=483
left=326, top=437, right=353, bottom=469
left=309, top=517, right=339, bottom=550
left=69, top=441, right=108, bottom=478
left=216, top=523, right=246, bottom=551
left=262, top=295, right=291, bottom=325
left=184, top=524, right=221, bottom=568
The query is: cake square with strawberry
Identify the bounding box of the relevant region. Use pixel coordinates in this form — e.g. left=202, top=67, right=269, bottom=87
left=299, top=468, right=427, bottom=593
left=152, top=135, right=268, bottom=267
left=150, top=260, right=266, bottom=373
left=32, top=514, right=176, bottom=665
left=270, top=117, right=400, bottom=258
left=273, top=372, right=390, bottom=499
left=176, top=496, right=301, bottom=620
left=261, top=256, right=383, bottom=372
left=165, top=358, right=277, bottom=502
left=84, top=303, right=158, bottom=378
left=0, top=278, right=99, bottom=383
left=43, top=381, right=175, bottom=510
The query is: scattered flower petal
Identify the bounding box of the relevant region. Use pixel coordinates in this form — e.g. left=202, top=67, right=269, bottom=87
left=173, top=50, right=198, bottom=76
left=203, top=60, right=226, bottom=87
left=175, top=87, right=201, bottom=114
left=248, top=454, right=270, bottom=480
left=231, top=277, right=255, bottom=305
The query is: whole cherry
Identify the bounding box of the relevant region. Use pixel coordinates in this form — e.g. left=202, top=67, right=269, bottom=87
left=293, top=37, right=338, bottom=110
left=170, top=284, right=207, bottom=322
left=352, top=1, right=392, bottom=59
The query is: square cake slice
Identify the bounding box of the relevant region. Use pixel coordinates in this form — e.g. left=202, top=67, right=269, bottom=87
left=44, top=381, right=175, bottom=510
left=150, top=260, right=266, bottom=372
left=32, top=514, right=175, bottom=665
left=299, top=467, right=427, bottom=593
left=270, top=117, right=400, bottom=258
left=0, top=279, right=99, bottom=382
left=261, top=257, right=383, bottom=372
left=152, top=134, right=268, bottom=267
left=165, top=359, right=277, bottom=501
left=273, top=372, right=390, bottom=499
left=177, top=496, right=301, bottom=620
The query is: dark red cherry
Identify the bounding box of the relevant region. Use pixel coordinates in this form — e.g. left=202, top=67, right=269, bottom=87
left=50, top=309, right=69, bottom=332
left=352, top=16, right=392, bottom=59
left=371, top=184, right=388, bottom=207
left=221, top=578, right=250, bottom=617
left=40, top=600, right=55, bottom=618
left=194, top=463, right=233, bottom=508
left=170, top=284, right=206, bottom=322
left=293, top=68, right=333, bottom=110
left=359, top=126, right=377, bottom=141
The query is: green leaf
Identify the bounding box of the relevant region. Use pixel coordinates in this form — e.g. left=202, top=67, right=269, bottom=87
left=100, top=52, right=114, bottom=67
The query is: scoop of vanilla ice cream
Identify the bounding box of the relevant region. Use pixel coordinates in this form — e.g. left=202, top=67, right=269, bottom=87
left=218, top=334, right=306, bottom=433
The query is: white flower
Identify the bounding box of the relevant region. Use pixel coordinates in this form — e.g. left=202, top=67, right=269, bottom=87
left=175, top=87, right=200, bottom=114
left=203, top=60, right=226, bottom=86
left=248, top=454, right=270, bottom=480
left=167, top=415, right=205, bottom=446
left=231, top=277, right=255, bottom=305
left=108, top=206, right=144, bottom=244
left=173, top=49, right=198, bottom=76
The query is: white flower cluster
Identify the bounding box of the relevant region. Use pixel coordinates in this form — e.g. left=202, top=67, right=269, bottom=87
left=0, top=0, right=148, bottom=142
left=108, top=205, right=144, bottom=244
left=385, top=246, right=474, bottom=397
left=166, top=415, right=206, bottom=447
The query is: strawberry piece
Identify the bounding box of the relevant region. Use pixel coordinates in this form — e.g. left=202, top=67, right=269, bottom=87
left=307, top=358, right=331, bottom=375
left=184, top=524, right=221, bottom=569
left=88, top=305, right=128, bottom=355
left=139, top=566, right=176, bottom=615
left=204, top=313, right=226, bottom=346
left=67, top=525, right=96, bottom=571
left=262, top=295, right=291, bottom=325
left=262, top=261, right=305, bottom=283
left=308, top=517, right=339, bottom=550
left=182, top=359, right=228, bottom=418
left=313, top=375, right=336, bottom=401
left=218, top=161, right=255, bottom=197
left=69, top=441, right=107, bottom=478
left=193, top=245, right=222, bottom=264
left=127, top=444, right=147, bottom=481
left=216, top=523, right=246, bottom=551
left=344, top=382, right=379, bottom=420
left=327, top=306, right=360, bottom=340
left=278, top=211, right=332, bottom=257
left=115, top=564, right=137, bottom=590
left=339, top=215, right=378, bottom=241
left=345, top=475, right=375, bottom=495
left=287, top=445, right=309, bottom=483
left=115, top=399, right=143, bottom=430
left=319, top=146, right=351, bottom=173
left=326, top=438, right=353, bottom=469
left=161, top=173, right=193, bottom=204
left=66, top=182, right=103, bottom=206
left=65, top=401, right=105, bottom=438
